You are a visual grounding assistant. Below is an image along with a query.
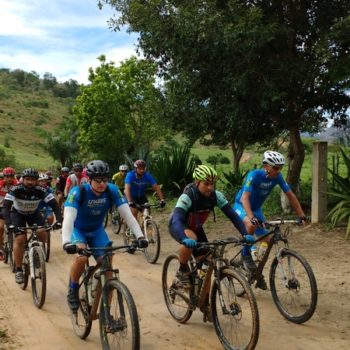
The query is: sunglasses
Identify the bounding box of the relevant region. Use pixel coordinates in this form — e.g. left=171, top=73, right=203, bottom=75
left=93, top=177, right=109, bottom=184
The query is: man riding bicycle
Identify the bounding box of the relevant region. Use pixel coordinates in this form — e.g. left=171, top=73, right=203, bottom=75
left=56, top=167, right=70, bottom=210
left=112, top=164, right=129, bottom=193
left=233, top=150, right=306, bottom=289
left=2, top=168, right=62, bottom=284
left=64, top=163, right=88, bottom=197
left=61, top=160, right=149, bottom=312
left=168, top=165, right=248, bottom=321
left=124, top=159, right=165, bottom=219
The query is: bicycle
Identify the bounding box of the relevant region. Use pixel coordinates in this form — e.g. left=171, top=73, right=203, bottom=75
left=69, top=244, right=140, bottom=349
left=162, top=238, right=260, bottom=350
left=122, top=203, right=161, bottom=264
left=230, top=219, right=318, bottom=324
left=16, top=224, right=53, bottom=309
left=3, top=225, right=15, bottom=272
left=39, top=209, right=52, bottom=262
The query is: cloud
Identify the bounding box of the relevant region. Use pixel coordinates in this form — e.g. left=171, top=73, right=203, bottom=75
left=0, top=0, right=139, bottom=83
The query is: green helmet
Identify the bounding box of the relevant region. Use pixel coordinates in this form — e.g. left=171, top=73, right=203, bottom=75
left=193, top=165, right=217, bottom=182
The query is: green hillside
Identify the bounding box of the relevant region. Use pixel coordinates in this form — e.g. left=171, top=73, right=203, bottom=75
left=0, top=69, right=76, bottom=170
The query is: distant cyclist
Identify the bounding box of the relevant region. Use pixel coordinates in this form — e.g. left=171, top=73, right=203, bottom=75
left=233, top=150, right=306, bottom=289
left=0, top=167, right=18, bottom=260
left=169, top=165, right=248, bottom=321
left=124, top=159, right=165, bottom=220
left=3, top=168, right=62, bottom=284
left=56, top=167, right=70, bottom=210
left=64, top=163, right=88, bottom=197
left=112, top=164, right=129, bottom=192
left=61, top=160, right=148, bottom=312
left=38, top=173, right=55, bottom=225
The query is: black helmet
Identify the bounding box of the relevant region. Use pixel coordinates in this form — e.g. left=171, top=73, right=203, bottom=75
left=73, top=163, right=83, bottom=171
left=86, top=160, right=110, bottom=178
left=22, top=168, right=39, bottom=179
left=61, top=167, right=70, bottom=173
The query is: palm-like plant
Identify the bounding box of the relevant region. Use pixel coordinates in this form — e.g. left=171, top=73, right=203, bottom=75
left=327, top=148, right=350, bottom=239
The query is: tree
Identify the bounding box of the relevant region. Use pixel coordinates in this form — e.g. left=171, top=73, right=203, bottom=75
left=43, top=72, right=57, bottom=90
left=74, top=55, right=166, bottom=165
left=99, top=0, right=350, bottom=185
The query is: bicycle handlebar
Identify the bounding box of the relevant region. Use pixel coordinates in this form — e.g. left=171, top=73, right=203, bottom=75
left=265, top=219, right=302, bottom=227
left=77, top=242, right=138, bottom=256
left=17, top=224, right=53, bottom=232
left=134, top=203, right=161, bottom=210
left=196, top=237, right=243, bottom=247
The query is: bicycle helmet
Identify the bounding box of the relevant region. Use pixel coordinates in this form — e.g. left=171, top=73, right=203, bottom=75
left=119, top=164, right=129, bottom=171
left=72, top=163, right=83, bottom=171
left=61, top=167, right=70, bottom=173
left=134, top=159, right=146, bottom=168
left=86, top=160, right=110, bottom=178
left=22, top=168, right=39, bottom=179
left=3, top=167, right=15, bottom=176
left=38, top=173, right=49, bottom=181
left=263, top=151, right=285, bottom=167
left=193, top=165, right=217, bottom=182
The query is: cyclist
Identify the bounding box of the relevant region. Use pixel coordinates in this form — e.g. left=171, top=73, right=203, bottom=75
left=168, top=165, right=248, bottom=322
left=38, top=173, right=55, bottom=225
left=0, top=167, right=18, bottom=260
left=61, top=160, right=149, bottom=312
left=2, top=168, right=62, bottom=284
left=64, top=163, right=88, bottom=197
left=56, top=167, right=70, bottom=210
left=112, top=164, right=129, bottom=192
left=233, top=150, right=307, bottom=289
left=124, top=159, right=165, bottom=220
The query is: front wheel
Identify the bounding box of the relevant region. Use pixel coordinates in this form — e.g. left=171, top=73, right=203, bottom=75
left=269, top=248, right=317, bottom=324
left=4, top=229, right=15, bottom=272
left=31, top=246, right=47, bottom=308
left=162, top=254, right=193, bottom=323
left=43, top=230, right=51, bottom=262
left=99, top=279, right=140, bottom=350
left=211, top=268, right=259, bottom=350
left=143, top=220, right=160, bottom=264
left=111, top=206, right=122, bottom=235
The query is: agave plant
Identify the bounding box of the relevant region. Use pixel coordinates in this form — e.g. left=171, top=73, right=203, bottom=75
left=327, top=147, right=350, bottom=239
left=220, top=168, right=249, bottom=200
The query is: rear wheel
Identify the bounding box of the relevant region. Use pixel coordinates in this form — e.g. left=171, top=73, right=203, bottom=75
left=270, top=248, right=317, bottom=324
left=162, top=254, right=193, bottom=323
left=31, top=246, right=47, bottom=308
left=143, top=220, right=160, bottom=264
left=211, top=268, right=259, bottom=350
left=99, top=279, right=140, bottom=350
left=70, top=273, right=92, bottom=339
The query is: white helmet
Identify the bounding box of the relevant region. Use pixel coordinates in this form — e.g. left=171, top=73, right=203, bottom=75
left=119, top=164, right=129, bottom=171
left=263, top=151, right=285, bottom=167
left=38, top=172, right=49, bottom=181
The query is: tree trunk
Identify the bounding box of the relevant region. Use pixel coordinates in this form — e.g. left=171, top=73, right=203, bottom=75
left=230, top=138, right=244, bottom=172
left=281, top=126, right=305, bottom=213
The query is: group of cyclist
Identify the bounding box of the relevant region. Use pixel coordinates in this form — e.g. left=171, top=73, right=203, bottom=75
left=0, top=150, right=307, bottom=334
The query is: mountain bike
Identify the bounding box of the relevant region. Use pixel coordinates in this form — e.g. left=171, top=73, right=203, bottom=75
left=17, top=225, right=52, bottom=309
left=70, top=244, right=140, bottom=350
left=122, top=203, right=161, bottom=264
left=3, top=225, right=15, bottom=272
left=230, top=219, right=318, bottom=324
left=162, top=238, right=260, bottom=350
left=39, top=210, right=51, bottom=262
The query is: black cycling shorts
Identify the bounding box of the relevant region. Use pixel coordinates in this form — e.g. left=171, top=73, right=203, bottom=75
left=11, top=210, right=45, bottom=235
left=131, top=196, right=148, bottom=206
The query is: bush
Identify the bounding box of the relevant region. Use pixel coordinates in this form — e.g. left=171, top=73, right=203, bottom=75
left=23, top=99, right=49, bottom=108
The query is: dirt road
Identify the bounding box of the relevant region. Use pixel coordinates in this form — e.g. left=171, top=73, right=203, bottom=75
left=0, top=220, right=349, bottom=349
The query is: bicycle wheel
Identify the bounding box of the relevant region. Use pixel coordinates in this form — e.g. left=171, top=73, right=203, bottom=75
left=162, top=254, right=193, bottom=323
left=20, top=258, right=30, bottom=290
left=4, top=229, right=14, bottom=271
left=143, top=219, right=160, bottom=264
left=111, top=207, right=122, bottom=235
left=70, top=275, right=92, bottom=339
left=104, top=211, right=109, bottom=228
left=269, top=248, right=318, bottom=324
left=99, top=279, right=140, bottom=350
left=31, top=246, right=46, bottom=308
left=211, top=268, right=259, bottom=350
left=43, top=230, right=51, bottom=262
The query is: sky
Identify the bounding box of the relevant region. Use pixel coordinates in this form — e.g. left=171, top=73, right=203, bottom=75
left=0, top=0, right=139, bottom=84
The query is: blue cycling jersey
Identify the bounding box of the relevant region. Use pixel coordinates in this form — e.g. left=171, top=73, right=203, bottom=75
left=64, top=183, right=127, bottom=231
left=124, top=170, right=157, bottom=198
left=235, top=169, right=290, bottom=210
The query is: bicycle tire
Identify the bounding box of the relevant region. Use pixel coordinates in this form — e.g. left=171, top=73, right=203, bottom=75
left=111, top=207, right=122, bottom=235
left=143, top=219, right=160, bottom=264
left=3, top=229, right=11, bottom=265
left=5, top=230, right=15, bottom=272
left=162, top=254, right=193, bottom=323
left=103, top=211, right=109, bottom=228
left=99, top=279, right=140, bottom=350
left=43, top=230, right=51, bottom=262
left=70, top=273, right=92, bottom=339
left=122, top=224, right=135, bottom=254
left=211, top=268, right=259, bottom=350
left=31, top=246, right=47, bottom=308
left=269, top=248, right=318, bottom=324
left=20, top=259, right=30, bottom=290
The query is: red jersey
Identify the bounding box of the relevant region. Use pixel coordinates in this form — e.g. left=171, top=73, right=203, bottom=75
left=0, top=179, right=18, bottom=206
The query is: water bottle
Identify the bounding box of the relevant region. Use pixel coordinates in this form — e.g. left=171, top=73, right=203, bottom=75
left=250, top=245, right=258, bottom=262
left=199, top=261, right=209, bottom=279
left=258, top=242, right=268, bottom=261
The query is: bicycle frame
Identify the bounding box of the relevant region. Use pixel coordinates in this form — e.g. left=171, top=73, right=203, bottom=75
left=135, top=203, right=158, bottom=239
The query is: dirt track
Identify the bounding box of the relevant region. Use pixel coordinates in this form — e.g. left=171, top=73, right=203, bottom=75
left=0, top=218, right=349, bottom=349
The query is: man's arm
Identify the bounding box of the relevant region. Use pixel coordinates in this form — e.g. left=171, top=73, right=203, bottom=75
left=62, top=206, right=77, bottom=245
left=124, top=183, right=132, bottom=203
left=221, top=204, right=248, bottom=237
left=2, top=198, right=13, bottom=225
left=285, top=191, right=306, bottom=218
left=151, top=183, right=164, bottom=201
left=118, top=203, right=144, bottom=239
left=241, top=191, right=255, bottom=220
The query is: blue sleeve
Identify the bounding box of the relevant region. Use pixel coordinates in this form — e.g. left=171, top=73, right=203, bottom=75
left=124, top=172, right=133, bottom=185
left=277, top=174, right=291, bottom=193
left=64, top=186, right=81, bottom=209
left=169, top=207, right=188, bottom=241
left=108, top=184, right=127, bottom=207
left=242, top=171, right=256, bottom=193
left=221, top=204, right=248, bottom=236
